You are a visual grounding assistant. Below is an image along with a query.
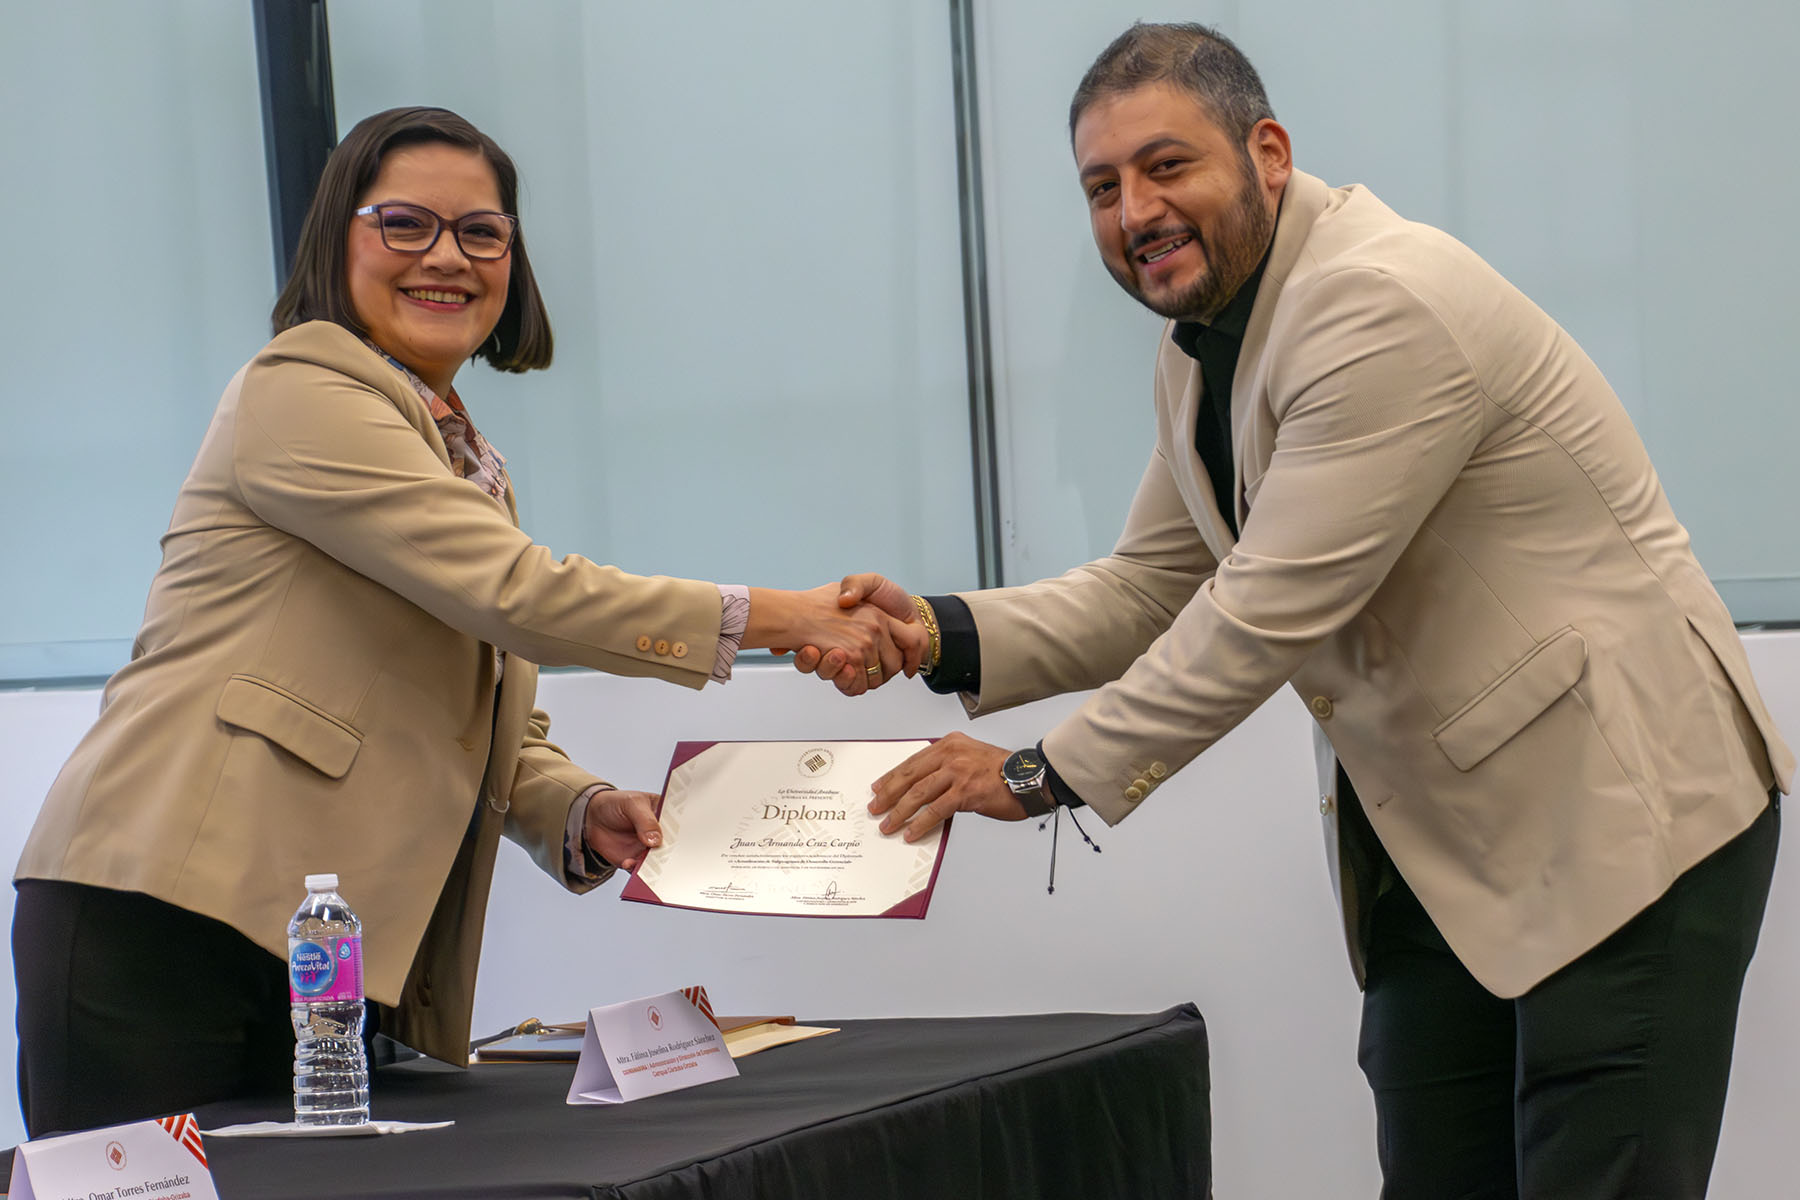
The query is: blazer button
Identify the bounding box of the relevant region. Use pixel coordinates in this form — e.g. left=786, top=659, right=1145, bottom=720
left=636, top=635, right=652, bottom=652
left=1310, top=696, right=1333, bottom=719
left=1147, top=762, right=1167, bottom=779
left=1131, top=777, right=1150, bottom=792
left=671, top=641, right=688, bottom=659
left=655, top=639, right=671, bottom=656
left=1124, top=786, right=1143, bottom=802
left=1319, top=794, right=1333, bottom=815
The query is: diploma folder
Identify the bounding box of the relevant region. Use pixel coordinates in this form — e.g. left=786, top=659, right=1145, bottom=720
left=619, top=740, right=950, bottom=919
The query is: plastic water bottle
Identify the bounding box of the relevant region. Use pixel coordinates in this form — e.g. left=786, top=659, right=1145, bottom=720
left=287, top=873, right=370, bottom=1125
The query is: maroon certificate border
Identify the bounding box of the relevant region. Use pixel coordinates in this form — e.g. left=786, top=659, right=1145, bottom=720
left=619, top=739, right=948, bottom=920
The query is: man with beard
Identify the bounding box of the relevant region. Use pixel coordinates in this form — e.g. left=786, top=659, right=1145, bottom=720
left=805, top=21, right=1792, bottom=1199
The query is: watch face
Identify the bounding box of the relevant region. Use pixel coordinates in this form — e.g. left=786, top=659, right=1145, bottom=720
left=1002, top=748, right=1045, bottom=787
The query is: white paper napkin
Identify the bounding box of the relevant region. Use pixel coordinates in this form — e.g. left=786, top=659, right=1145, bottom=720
left=200, top=1119, right=453, bottom=1138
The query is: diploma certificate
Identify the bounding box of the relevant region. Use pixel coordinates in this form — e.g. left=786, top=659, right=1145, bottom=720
left=620, top=741, right=948, bottom=919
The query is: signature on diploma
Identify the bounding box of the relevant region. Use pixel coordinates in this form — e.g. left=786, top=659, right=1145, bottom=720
left=698, top=880, right=754, bottom=900
left=795, top=878, right=859, bottom=906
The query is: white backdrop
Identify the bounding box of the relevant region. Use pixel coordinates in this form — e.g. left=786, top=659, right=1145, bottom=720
left=2, top=632, right=1795, bottom=1197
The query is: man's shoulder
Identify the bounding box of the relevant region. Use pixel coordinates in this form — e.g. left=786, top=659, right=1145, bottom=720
left=1249, top=172, right=1455, bottom=339
left=1296, top=182, right=1489, bottom=288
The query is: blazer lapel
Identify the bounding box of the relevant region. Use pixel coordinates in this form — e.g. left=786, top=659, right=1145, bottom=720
left=1232, top=171, right=1333, bottom=529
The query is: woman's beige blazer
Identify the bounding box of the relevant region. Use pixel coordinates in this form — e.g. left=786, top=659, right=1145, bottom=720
left=958, top=171, right=1794, bottom=998
left=17, top=321, right=721, bottom=1062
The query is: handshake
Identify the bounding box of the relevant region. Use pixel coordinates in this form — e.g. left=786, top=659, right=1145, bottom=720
left=745, top=573, right=928, bottom=697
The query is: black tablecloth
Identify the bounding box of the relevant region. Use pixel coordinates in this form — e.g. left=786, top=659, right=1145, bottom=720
left=8, top=1006, right=1210, bottom=1200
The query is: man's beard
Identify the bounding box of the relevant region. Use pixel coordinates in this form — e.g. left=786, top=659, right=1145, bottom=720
left=1107, top=159, right=1274, bottom=323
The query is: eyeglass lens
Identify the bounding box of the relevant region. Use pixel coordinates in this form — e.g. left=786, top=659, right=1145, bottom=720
left=377, top=205, right=515, bottom=259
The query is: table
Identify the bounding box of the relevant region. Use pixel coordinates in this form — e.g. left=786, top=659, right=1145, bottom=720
left=9, top=1006, right=1211, bottom=1200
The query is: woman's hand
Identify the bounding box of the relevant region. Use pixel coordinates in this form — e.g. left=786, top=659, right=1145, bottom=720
left=781, top=574, right=923, bottom=692
left=583, top=789, right=663, bottom=872
left=745, top=583, right=925, bottom=695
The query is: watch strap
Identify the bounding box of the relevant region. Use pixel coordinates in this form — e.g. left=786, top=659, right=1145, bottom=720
left=1012, top=781, right=1055, bottom=819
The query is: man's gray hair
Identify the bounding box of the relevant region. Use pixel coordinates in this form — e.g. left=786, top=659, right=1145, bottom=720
left=1069, top=23, right=1275, bottom=146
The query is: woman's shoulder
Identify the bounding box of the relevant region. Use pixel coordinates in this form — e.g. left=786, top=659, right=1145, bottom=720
left=224, top=322, right=433, bottom=460
left=240, top=320, right=421, bottom=414
left=255, top=319, right=384, bottom=379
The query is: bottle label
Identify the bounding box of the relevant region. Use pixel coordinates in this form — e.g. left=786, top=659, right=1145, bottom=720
left=289, top=935, right=364, bottom=1003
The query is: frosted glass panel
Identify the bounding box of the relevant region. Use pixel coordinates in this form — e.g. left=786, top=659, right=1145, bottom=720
left=5, top=1, right=1793, bottom=688
left=326, top=1, right=975, bottom=598
left=971, top=0, right=1192, bottom=584
left=0, top=0, right=273, bottom=680
left=1624, top=4, right=1800, bottom=623
left=976, top=0, right=1799, bottom=620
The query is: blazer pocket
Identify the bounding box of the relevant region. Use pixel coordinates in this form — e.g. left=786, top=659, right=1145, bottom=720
left=216, top=674, right=363, bottom=779
left=1431, top=627, right=1589, bottom=772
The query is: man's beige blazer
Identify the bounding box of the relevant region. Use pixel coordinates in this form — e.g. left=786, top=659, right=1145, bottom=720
left=958, top=171, right=1794, bottom=998
left=17, top=321, right=722, bottom=1062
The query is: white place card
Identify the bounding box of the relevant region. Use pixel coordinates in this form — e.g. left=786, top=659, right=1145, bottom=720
left=9, top=1112, right=219, bottom=1200
left=567, top=987, right=740, bottom=1105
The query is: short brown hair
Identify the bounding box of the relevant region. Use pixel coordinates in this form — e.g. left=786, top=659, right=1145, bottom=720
left=271, top=106, right=553, bottom=373
left=1069, top=23, right=1274, bottom=149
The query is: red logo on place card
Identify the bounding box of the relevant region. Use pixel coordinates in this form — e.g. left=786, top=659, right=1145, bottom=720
left=647, top=1005, right=663, bottom=1031
left=681, top=985, right=720, bottom=1030
left=106, top=1141, right=126, bottom=1169
left=155, top=1112, right=209, bottom=1168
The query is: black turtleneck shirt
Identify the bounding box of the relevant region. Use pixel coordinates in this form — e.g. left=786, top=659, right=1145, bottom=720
left=1168, top=251, right=1270, bottom=539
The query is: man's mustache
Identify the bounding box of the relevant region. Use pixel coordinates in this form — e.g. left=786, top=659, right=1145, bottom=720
left=1127, top=225, right=1200, bottom=256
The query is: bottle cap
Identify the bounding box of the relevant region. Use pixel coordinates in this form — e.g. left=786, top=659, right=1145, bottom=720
left=304, top=873, right=339, bottom=892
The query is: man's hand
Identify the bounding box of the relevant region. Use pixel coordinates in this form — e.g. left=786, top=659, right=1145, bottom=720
left=867, top=732, right=1028, bottom=841
left=748, top=583, right=925, bottom=696
left=785, top=573, right=922, bottom=691
left=584, top=789, right=663, bottom=872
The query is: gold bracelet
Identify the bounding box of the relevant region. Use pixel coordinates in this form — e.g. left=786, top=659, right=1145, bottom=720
left=910, top=594, right=942, bottom=677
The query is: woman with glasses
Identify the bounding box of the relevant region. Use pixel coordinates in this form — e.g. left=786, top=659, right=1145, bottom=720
left=10, top=106, right=922, bottom=1136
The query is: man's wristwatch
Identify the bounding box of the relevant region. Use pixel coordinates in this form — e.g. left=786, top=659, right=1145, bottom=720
left=1000, top=747, right=1058, bottom=818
